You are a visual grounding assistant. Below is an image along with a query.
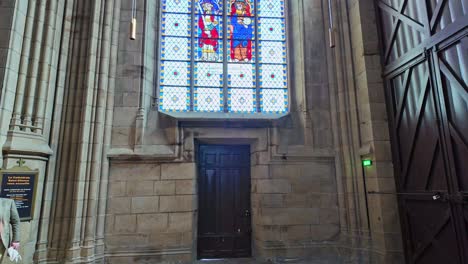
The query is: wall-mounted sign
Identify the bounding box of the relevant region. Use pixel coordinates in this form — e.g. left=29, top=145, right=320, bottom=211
left=0, top=159, right=39, bottom=221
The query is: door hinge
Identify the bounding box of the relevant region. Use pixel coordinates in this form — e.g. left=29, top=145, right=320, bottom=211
left=423, top=48, right=431, bottom=59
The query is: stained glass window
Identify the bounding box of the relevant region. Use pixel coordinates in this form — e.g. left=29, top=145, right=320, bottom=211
left=159, top=0, right=288, bottom=115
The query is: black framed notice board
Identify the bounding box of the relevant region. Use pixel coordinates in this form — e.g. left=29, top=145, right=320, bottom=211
left=0, top=164, right=38, bottom=221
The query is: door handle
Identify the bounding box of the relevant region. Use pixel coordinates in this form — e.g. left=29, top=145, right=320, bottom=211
left=432, top=193, right=441, bottom=200
left=244, top=209, right=250, bottom=217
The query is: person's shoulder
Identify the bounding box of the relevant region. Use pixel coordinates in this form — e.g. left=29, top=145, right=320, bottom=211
left=0, top=198, right=14, bottom=205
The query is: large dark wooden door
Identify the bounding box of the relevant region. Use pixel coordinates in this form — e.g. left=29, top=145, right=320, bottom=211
left=197, top=145, right=251, bottom=259
left=375, top=0, right=467, bottom=263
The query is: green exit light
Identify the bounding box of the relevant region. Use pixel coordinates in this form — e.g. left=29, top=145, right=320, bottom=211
left=362, top=159, right=373, bottom=167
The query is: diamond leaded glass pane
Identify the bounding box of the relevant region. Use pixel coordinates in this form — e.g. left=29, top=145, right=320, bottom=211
left=259, top=64, right=287, bottom=88
left=228, top=88, right=256, bottom=113
left=194, top=87, right=224, bottom=112
left=159, top=86, right=190, bottom=112
left=258, top=18, right=285, bottom=41
left=160, top=61, right=191, bottom=86
left=258, top=41, right=286, bottom=64
left=260, top=88, right=288, bottom=113
left=161, top=13, right=191, bottom=37
left=228, top=63, right=255, bottom=88
left=161, top=37, right=191, bottom=61
left=162, top=0, right=192, bottom=13
left=258, top=0, right=284, bottom=17
left=195, top=62, right=224, bottom=87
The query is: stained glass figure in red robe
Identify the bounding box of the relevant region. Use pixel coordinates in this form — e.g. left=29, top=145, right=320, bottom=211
left=198, top=0, right=221, bottom=61
left=229, top=0, right=253, bottom=62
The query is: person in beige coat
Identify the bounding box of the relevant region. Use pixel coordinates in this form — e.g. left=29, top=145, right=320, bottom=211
left=0, top=197, right=20, bottom=261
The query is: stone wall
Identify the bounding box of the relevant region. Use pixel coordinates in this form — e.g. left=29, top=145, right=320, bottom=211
left=0, top=0, right=406, bottom=263
left=106, top=143, right=340, bottom=263
left=105, top=162, right=195, bottom=263
left=252, top=161, right=340, bottom=261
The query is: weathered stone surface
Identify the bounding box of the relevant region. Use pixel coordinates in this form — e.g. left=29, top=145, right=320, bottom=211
left=260, top=194, right=284, bottom=207
left=110, top=163, right=161, bottom=181
left=256, top=179, right=291, bottom=194
left=175, top=180, right=196, bottom=194
left=108, top=197, right=131, bottom=214
left=126, top=180, right=154, bottom=196
left=159, top=195, right=195, bottom=212
left=161, top=163, right=196, bottom=180
left=106, top=234, right=148, bottom=247
left=154, top=180, right=176, bottom=195
left=136, top=213, right=168, bottom=233
left=252, top=165, right=269, bottom=179
left=148, top=233, right=182, bottom=248
left=131, top=196, right=159, bottom=213
left=280, top=225, right=311, bottom=241
left=168, top=212, right=193, bottom=232
left=259, top=208, right=320, bottom=225
left=310, top=224, right=340, bottom=240
left=108, top=181, right=126, bottom=197
left=114, top=214, right=137, bottom=233
left=319, top=208, right=340, bottom=224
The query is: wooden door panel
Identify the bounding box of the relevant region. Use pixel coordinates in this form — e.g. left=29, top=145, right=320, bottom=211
left=403, top=198, right=459, bottom=264
left=377, top=0, right=426, bottom=64
left=428, top=0, right=466, bottom=34
left=436, top=36, right=468, bottom=261
left=376, top=1, right=468, bottom=262
left=389, top=62, right=449, bottom=191
left=197, top=145, right=251, bottom=259
left=218, top=169, right=236, bottom=234
left=438, top=37, right=468, bottom=191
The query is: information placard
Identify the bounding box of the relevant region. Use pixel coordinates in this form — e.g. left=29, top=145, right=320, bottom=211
left=0, top=172, right=38, bottom=221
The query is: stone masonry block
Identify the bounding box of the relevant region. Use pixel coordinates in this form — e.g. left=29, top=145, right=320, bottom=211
left=110, top=163, right=160, bottom=181
left=310, top=224, right=339, bottom=240
left=160, top=195, right=195, bottom=212
left=161, top=163, right=195, bottom=180
left=280, top=225, right=311, bottom=241
left=290, top=176, right=321, bottom=194
left=319, top=208, right=340, bottom=224
left=131, top=196, right=159, bottom=213
left=106, top=234, right=148, bottom=247
left=114, top=214, right=137, bottom=233
left=136, top=213, right=168, bottom=233
left=149, top=233, right=182, bottom=248
left=108, top=181, right=126, bottom=197
left=107, top=197, right=131, bottom=214
left=126, top=180, right=154, bottom=196
left=175, top=180, right=196, bottom=194
left=168, top=212, right=193, bottom=232
left=283, top=194, right=309, bottom=208
left=154, top=181, right=176, bottom=195
left=252, top=165, right=269, bottom=179
left=257, top=179, right=291, bottom=194
left=270, top=165, right=300, bottom=179
left=254, top=225, right=281, bottom=241
left=259, top=208, right=320, bottom=225
left=260, top=194, right=284, bottom=207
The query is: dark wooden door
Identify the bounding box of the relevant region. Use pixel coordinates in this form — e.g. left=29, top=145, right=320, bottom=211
left=375, top=0, right=467, bottom=263
left=197, top=145, right=251, bottom=259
